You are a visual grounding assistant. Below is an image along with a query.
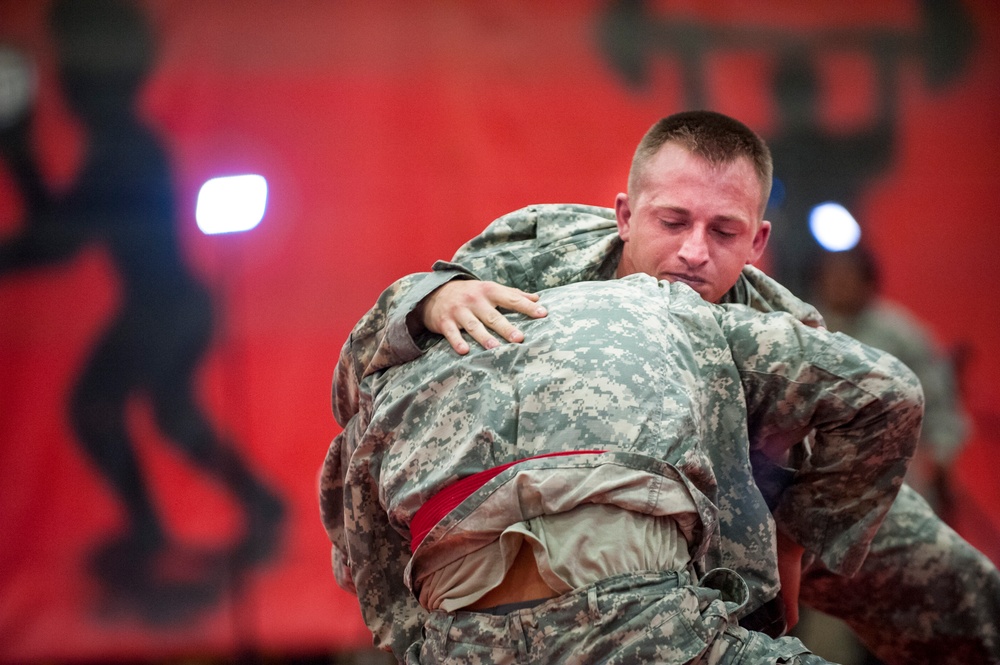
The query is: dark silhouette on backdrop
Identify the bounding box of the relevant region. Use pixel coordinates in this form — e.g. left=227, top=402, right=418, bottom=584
left=598, top=0, right=976, bottom=295
left=0, top=0, right=284, bottom=625
left=763, top=46, right=896, bottom=297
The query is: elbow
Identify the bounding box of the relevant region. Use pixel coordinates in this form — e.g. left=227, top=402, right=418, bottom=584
left=899, top=362, right=926, bottom=419
left=888, top=362, right=925, bottom=461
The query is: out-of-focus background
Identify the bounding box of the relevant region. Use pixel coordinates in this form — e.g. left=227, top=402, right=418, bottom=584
left=0, top=1, right=996, bottom=663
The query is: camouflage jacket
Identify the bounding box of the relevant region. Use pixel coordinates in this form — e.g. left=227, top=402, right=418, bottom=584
left=329, top=204, right=825, bottom=428
left=320, top=274, right=921, bottom=660
left=320, top=206, right=922, bottom=657
left=824, top=299, right=969, bottom=464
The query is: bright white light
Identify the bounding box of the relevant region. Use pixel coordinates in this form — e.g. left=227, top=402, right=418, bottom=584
left=196, top=174, right=268, bottom=235
left=809, top=202, right=861, bottom=251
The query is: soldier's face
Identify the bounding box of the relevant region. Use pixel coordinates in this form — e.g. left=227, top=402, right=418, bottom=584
left=614, top=144, right=770, bottom=303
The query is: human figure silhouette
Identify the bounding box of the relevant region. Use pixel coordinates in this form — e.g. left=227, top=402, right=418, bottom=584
left=0, top=0, right=284, bottom=624
left=597, top=0, right=975, bottom=298
left=763, top=44, right=897, bottom=297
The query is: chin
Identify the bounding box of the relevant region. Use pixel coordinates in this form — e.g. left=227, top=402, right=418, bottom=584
left=694, top=285, right=718, bottom=302
left=680, top=282, right=710, bottom=299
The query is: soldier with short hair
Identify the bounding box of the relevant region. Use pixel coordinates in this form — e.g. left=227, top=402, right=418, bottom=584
left=322, top=111, right=1000, bottom=664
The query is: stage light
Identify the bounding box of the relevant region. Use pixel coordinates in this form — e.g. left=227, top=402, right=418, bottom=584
left=809, top=202, right=861, bottom=251
left=196, top=174, right=268, bottom=235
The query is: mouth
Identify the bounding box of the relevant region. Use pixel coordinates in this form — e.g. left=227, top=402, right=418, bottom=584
left=664, top=272, right=706, bottom=287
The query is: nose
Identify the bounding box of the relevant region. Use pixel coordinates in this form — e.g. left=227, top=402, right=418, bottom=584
left=677, top=228, right=709, bottom=267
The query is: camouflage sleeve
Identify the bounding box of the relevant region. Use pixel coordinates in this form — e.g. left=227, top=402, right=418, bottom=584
left=722, top=266, right=827, bottom=511
left=722, top=307, right=924, bottom=576
left=319, top=427, right=357, bottom=594
left=345, top=436, right=427, bottom=659
left=725, top=265, right=825, bottom=328
left=331, top=269, right=475, bottom=427
left=447, top=203, right=621, bottom=290
left=870, top=310, right=970, bottom=463
left=334, top=203, right=623, bottom=427
left=321, top=391, right=427, bottom=658
left=332, top=203, right=614, bottom=426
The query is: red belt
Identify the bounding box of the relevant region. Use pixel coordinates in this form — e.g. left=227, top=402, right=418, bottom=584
left=409, top=450, right=605, bottom=552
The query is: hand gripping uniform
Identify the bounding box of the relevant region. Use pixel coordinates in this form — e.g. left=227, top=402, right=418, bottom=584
left=321, top=204, right=998, bottom=664
left=322, top=268, right=924, bottom=663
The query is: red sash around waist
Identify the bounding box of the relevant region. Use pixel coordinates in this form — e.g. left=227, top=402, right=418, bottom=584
left=409, top=449, right=606, bottom=552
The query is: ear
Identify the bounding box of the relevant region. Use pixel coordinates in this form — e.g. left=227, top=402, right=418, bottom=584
left=747, top=219, right=771, bottom=264
left=615, top=192, right=632, bottom=241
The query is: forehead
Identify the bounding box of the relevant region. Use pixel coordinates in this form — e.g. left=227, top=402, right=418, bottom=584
left=636, top=143, right=764, bottom=218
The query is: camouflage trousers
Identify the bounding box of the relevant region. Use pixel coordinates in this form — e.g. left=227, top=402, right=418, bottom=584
left=405, top=569, right=831, bottom=664
left=800, top=484, right=1000, bottom=665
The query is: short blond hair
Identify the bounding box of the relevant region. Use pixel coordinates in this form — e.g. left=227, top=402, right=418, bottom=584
left=629, top=111, right=773, bottom=217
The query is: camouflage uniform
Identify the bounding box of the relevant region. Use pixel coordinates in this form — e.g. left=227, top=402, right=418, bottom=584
left=823, top=300, right=970, bottom=507
left=327, top=204, right=996, bottom=665
left=321, top=272, right=922, bottom=663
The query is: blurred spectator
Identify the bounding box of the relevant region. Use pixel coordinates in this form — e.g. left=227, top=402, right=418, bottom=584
left=810, top=245, right=970, bottom=520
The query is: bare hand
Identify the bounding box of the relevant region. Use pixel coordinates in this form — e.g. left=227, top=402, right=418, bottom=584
left=418, top=280, right=547, bottom=354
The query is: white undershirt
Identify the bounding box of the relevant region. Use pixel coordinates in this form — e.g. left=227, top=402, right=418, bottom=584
left=418, top=503, right=691, bottom=611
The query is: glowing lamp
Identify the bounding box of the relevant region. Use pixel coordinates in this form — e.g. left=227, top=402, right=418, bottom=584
left=196, top=174, right=268, bottom=234
left=809, top=202, right=861, bottom=251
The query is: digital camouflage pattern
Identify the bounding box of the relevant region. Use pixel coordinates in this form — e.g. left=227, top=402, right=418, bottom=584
left=321, top=274, right=922, bottom=662
left=322, top=204, right=1000, bottom=664
left=824, top=299, right=970, bottom=468
left=799, top=483, right=1000, bottom=664
left=407, top=570, right=831, bottom=664
left=446, top=204, right=1000, bottom=665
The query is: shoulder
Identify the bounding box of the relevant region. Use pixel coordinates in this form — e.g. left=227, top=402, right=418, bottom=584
left=521, top=204, right=617, bottom=244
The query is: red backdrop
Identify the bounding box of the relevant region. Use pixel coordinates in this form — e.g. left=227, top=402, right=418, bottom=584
left=1, top=1, right=998, bottom=661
